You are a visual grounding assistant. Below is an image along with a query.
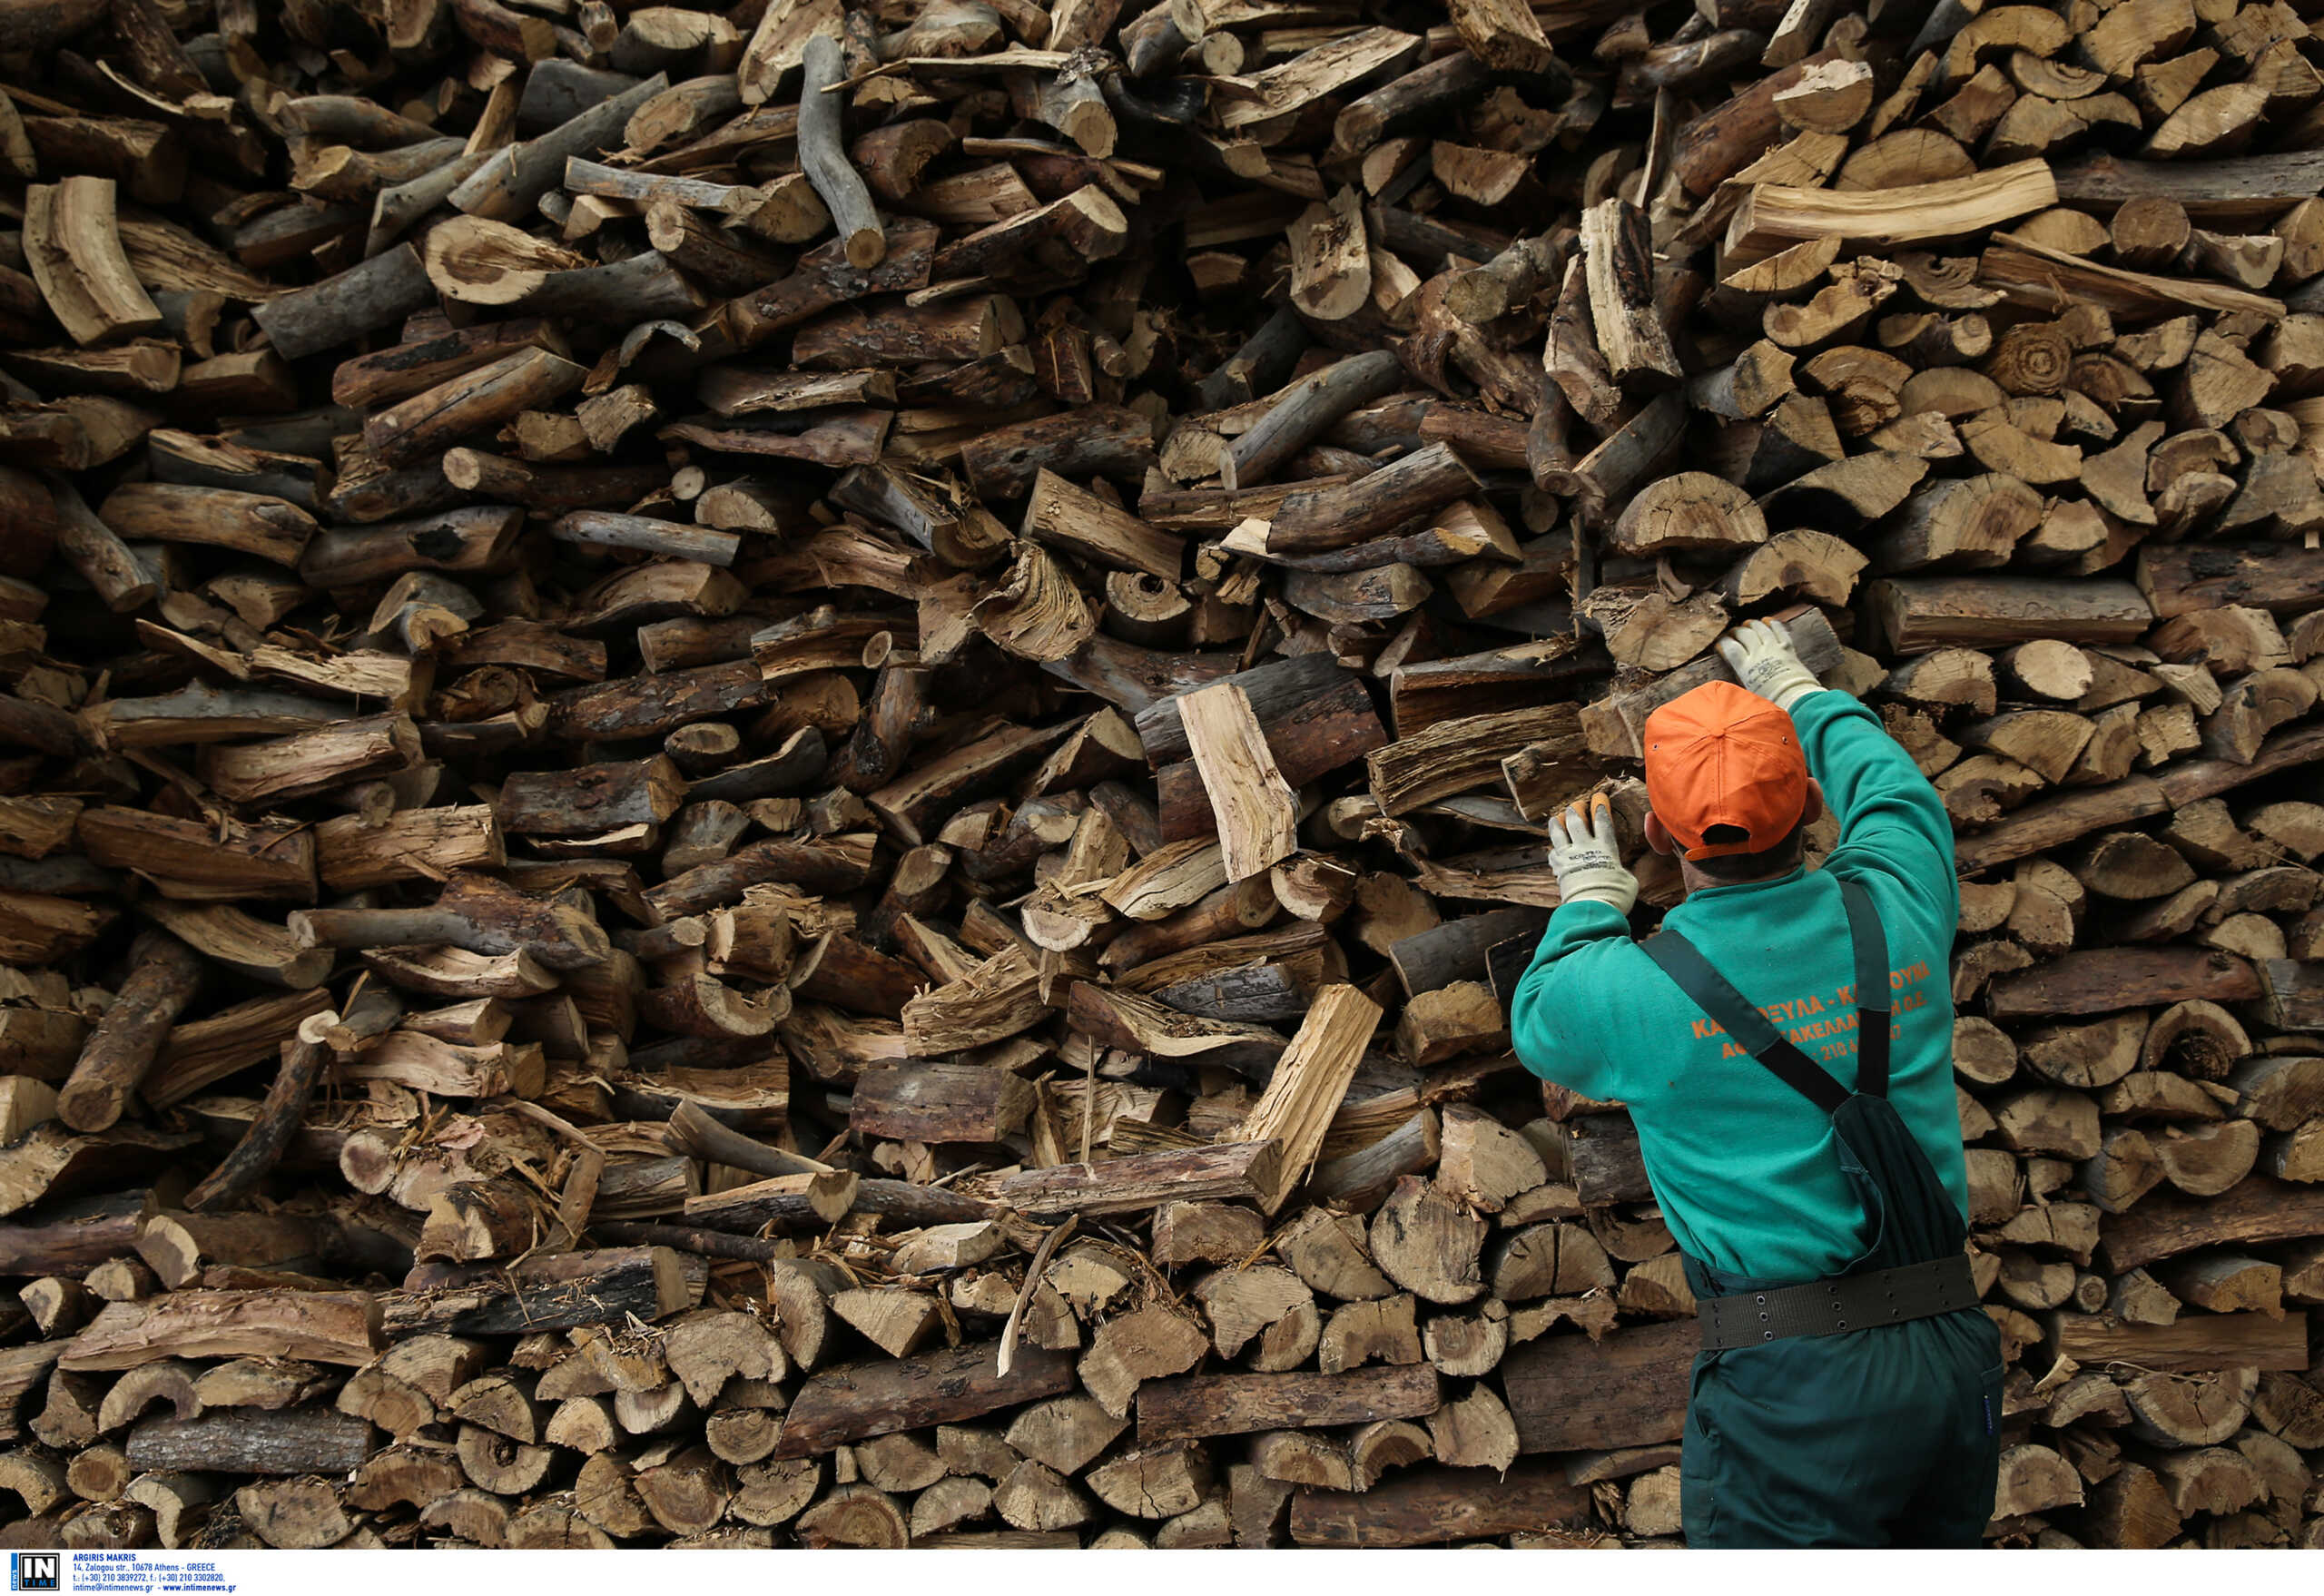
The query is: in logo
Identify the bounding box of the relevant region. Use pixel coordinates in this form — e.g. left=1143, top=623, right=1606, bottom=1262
left=10, top=1554, right=57, bottom=1591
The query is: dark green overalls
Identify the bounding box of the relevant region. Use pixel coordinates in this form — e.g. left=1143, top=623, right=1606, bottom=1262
left=1640, top=877, right=2004, bottom=1549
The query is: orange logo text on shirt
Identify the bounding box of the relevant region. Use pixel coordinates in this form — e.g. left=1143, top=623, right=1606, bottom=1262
left=1684, top=961, right=1935, bottom=1062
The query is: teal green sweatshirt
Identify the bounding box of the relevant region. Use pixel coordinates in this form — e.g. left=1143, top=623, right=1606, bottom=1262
left=1509, top=689, right=1968, bottom=1285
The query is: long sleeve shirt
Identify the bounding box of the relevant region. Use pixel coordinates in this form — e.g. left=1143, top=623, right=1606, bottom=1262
left=1509, top=689, right=1970, bottom=1284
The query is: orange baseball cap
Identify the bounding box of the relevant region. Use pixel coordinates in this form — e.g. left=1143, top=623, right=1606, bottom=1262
left=1643, top=681, right=1809, bottom=861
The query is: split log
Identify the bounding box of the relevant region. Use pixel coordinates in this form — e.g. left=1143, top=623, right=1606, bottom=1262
left=63, top=1292, right=382, bottom=1369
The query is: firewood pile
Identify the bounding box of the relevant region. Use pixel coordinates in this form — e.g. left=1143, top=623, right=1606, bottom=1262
left=0, top=0, right=2320, bottom=1553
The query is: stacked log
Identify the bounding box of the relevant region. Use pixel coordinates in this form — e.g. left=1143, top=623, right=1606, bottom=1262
left=0, top=0, right=2316, bottom=1553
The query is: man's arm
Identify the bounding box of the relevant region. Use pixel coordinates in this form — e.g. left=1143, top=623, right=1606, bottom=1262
left=1508, top=901, right=1630, bottom=1098
left=1790, top=690, right=1956, bottom=904
left=1508, top=794, right=1636, bottom=1098
left=1718, top=619, right=1955, bottom=912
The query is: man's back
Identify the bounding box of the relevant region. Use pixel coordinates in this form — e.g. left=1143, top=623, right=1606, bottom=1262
left=1510, top=690, right=1967, bottom=1284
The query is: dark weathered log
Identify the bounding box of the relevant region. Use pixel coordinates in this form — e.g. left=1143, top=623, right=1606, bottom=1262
left=331, top=318, right=567, bottom=409
left=58, top=933, right=203, bottom=1134
left=1584, top=198, right=1684, bottom=389
left=725, top=218, right=940, bottom=346
left=43, top=477, right=153, bottom=613
left=1263, top=444, right=1481, bottom=556
left=249, top=245, right=435, bottom=361
left=2053, top=150, right=2324, bottom=226
left=2100, top=1179, right=2324, bottom=1274
left=998, top=1142, right=1283, bottom=1219
left=449, top=72, right=671, bottom=222
left=1222, top=351, right=1404, bottom=490
left=1193, top=306, right=1307, bottom=414
left=649, top=835, right=878, bottom=918
left=379, top=1247, right=689, bottom=1336
left=1867, top=576, right=2152, bottom=652
left=798, top=35, right=883, bottom=270
left=1501, top=1319, right=1697, bottom=1453
left=1289, top=1462, right=1592, bottom=1547
left=1988, top=950, right=2260, bottom=1019
left=773, top=1343, right=1078, bottom=1458
left=2136, top=545, right=2324, bottom=619
left=293, top=888, right=608, bottom=975
left=684, top=1175, right=992, bottom=1236
left=361, top=348, right=586, bottom=468
left=2050, top=1311, right=2309, bottom=1374
left=182, top=1019, right=333, bottom=1213
left=1137, top=1366, right=1439, bottom=1443
left=0, top=1191, right=152, bottom=1278
left=128, top=1408, right=375, bottom=1475
left=440, top=450, right=666, bottom=514
left=1390, top=910, right=1551, bottom=997
left=960, top=405, right=1157, bottom=501
left=851, top=1063, right=1033, bottom=1142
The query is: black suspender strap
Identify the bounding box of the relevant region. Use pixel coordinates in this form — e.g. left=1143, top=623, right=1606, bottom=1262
left=1837, top=878, right=1892, bottom=1099
left=1638, top=875, right=1899, bottom=1114
left=1637, top=930, right=1851, bottom=1116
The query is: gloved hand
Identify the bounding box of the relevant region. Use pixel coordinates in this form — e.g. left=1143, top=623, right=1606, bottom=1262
left=1548, top=792, right=1638, bottom=914
left=1718, top=616, right=1826, bottom=711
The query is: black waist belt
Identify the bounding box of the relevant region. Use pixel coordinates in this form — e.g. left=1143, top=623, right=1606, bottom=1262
left=1697, top=1254, right=1979, bottom=1351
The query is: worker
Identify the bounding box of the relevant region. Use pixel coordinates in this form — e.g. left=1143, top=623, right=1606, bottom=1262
left=1509, top=617, right=2001, bottom=1548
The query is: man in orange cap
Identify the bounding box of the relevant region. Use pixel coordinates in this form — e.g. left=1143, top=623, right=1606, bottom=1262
left=1512, top=617, right=2000, bottom=1547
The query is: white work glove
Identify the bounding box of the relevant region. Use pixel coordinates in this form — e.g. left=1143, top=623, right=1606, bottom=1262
left=1548, top=792, right=1638, bottom=915
left=1717, top=616, right=1826, bottom=711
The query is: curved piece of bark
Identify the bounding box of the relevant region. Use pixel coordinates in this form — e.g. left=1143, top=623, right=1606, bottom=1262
left=665, top=1100, right=828, bottom=1178
left=24, top=177, right=162, bottom=347
left=134, top=901, right=332, bottom=991
left=63, top=1290, right=382, bottom=1369
left=98, top=1358, right=203, bottom=1433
